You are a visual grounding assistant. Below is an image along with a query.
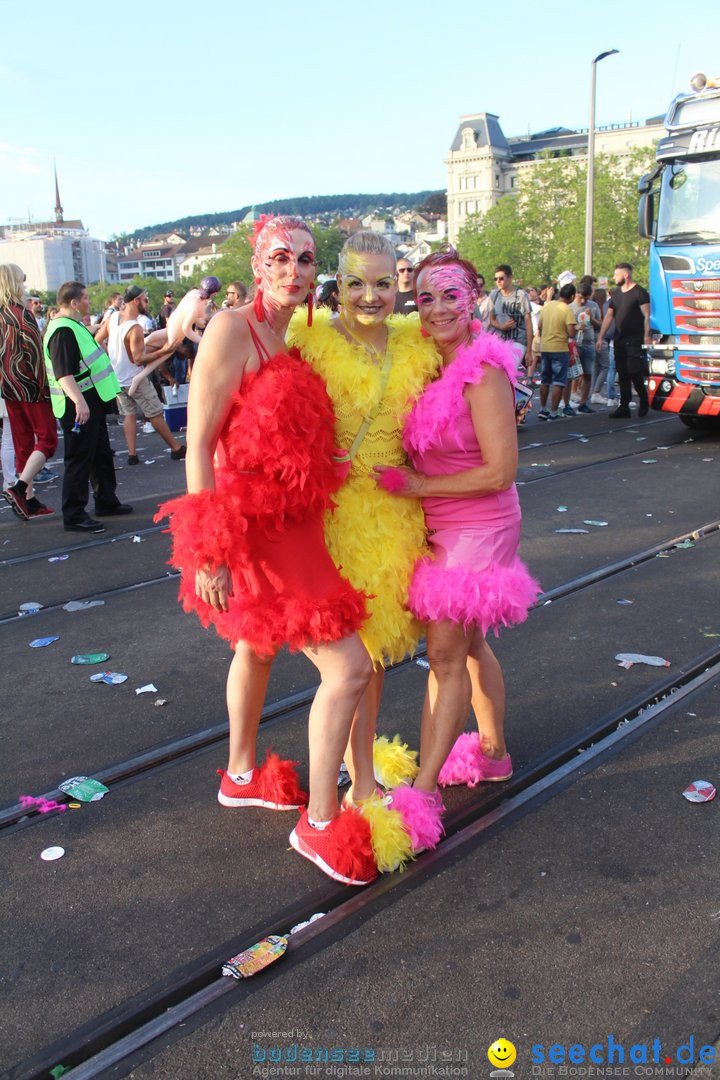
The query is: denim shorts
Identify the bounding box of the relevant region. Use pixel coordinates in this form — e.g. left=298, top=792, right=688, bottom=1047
left=540, top=351, right=569, bottom=387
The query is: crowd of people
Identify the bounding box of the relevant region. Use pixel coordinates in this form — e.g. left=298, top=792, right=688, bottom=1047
left=0, top=227, right=652, bottom=885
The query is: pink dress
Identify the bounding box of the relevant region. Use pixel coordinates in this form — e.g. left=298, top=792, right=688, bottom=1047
left=403, top=331, right=540, bottom=635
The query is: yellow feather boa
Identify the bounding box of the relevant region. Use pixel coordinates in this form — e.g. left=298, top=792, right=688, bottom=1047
left=289, top=309, right=441, bottom=664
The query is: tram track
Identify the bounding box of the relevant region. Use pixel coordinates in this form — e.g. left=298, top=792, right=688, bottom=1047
left=0, top=415, right=696, bottom=577
left=8, top=644, right=720, bottom=1080
left=2, top=516, right=718, bottom=832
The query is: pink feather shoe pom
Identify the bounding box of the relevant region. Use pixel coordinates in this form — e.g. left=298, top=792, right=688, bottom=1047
left=438, top=732, right=483, bottom=788
left=375, top=467, right=409, bottom=494
left=438, top=734, right=513, bottom=786
left=387, top=785, right=445, bottom=852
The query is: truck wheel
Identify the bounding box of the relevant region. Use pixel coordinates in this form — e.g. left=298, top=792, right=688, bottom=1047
left=680, top=415, right=720, bottom=433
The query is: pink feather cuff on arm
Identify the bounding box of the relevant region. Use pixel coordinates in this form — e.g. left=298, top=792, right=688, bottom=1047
left=375, top=467, right=410, bottom=494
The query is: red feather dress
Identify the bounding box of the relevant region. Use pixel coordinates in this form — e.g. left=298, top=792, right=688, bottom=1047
left=157, top=349, right=367, bottom=656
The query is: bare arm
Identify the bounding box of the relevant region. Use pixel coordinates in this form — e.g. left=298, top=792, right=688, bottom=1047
left=596, top=308, right=613, bottom=351
left=640, top=302, right=651, bottom=345
left=186, top=310, right=250, bottom=494
left=375, top=366, right=517, bottom=498
left=58, top=375, right=90, bottom=424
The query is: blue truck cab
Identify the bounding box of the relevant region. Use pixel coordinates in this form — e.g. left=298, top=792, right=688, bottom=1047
left=638, top=73, right=720, bottom=431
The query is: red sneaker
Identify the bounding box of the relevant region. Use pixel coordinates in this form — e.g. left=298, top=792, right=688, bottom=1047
left=289, top=808, right=378, bottom=886
left=26, top=497, right=54, bottom=518
left=217, top=751, right=307, bottom=810
left=3, top=484, right=30, bottom=521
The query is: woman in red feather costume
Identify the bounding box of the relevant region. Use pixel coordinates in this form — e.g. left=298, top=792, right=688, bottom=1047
left=157, top=216, right=378, bottom=886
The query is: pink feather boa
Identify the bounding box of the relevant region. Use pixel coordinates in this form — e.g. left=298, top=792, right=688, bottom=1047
left=403, top=327, right=520, bottom=456
left=388, top=785, right=445, bottom=851
left=409, top=557, right=540, bottom=636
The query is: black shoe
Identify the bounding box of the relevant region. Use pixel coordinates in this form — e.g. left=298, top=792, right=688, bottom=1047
left=609, top=406, right=631, bottom=418
left=170, top=446, right=186, bottom=461
left=127, top=454, right=140, bottom=466
left=3, top=483, right=30, bottom=520
left=638, top=400, right=649, bottom=417
left=64, top=517, right=106, bottom=533
left=94, top=503, right=133, bottom=516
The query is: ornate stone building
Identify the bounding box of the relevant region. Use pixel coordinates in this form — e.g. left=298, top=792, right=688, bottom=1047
left=446, top=111, right=664, bottom=244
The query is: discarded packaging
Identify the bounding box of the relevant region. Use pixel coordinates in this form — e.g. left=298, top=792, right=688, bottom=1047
left=48, top=555, right=69, bottom=562
left=135, top=683, right=158, bottom=695
left=90, top=672, right=128, bottom=685
left=683, top=780, right=716, bottom=803
left=556, top=506, right=568, bottom=512
left=41, top=846, right=65, bottom=862
left=584, top=520, right=608, bottom=527
left=556, top=528, right=589, bottom=534
left=615, top=653, right=671, bottom=670
left=222, top=935, right=288, bottom=979
left=616, top=600, right=634, bottom=606
left=71, top=653, right=110, bottom=665
left=290, top=912, right=326, bottom=935
left=29, top=636, right=59, bottom=648
left=18, top=602, right=43, bottom=615
left=132, top=535, right=142, bottom=543
left=674, top=539, right=695, bottom=549
left=154, top=698, right=168, bottom=706
left=58, top=776, right=109, bottom=802
left=641, top=459, right=658, bottom=464
left=63, top=600, right=105, bottom=612
left=415, top=657, right=430, bottom=669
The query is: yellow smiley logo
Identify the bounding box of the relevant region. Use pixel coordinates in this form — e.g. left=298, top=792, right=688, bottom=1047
left=488, top=1039, right=517, bottom=1069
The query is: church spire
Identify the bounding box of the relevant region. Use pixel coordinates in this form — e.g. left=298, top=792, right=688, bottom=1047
left=54, top=162, right=64, bottom=223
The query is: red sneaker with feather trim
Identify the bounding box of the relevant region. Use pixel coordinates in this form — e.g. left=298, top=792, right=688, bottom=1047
left=217, top=750, right=307, bottom=810
left=289, top=808, right=378, bottom=886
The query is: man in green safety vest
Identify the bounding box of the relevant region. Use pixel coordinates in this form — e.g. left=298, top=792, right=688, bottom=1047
left=44, top=281, right=132, bottom=532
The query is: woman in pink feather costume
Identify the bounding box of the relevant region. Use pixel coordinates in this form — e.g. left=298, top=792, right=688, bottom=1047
left=375, top=248, right=540, bottom=830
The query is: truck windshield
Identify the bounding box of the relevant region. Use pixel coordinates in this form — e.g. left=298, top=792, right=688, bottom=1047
left=657, top=158, right=720, bottom=242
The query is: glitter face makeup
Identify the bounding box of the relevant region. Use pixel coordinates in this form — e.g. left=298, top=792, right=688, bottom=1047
left=338, top=252, right=396, bottom=327
left=415, top=264, right=478, bottom=351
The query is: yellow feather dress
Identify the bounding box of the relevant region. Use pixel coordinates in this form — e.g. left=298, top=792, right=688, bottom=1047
left=289, top=310, right=441, bottom=665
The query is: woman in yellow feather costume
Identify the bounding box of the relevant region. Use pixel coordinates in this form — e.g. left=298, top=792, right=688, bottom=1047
left=289, top=232, right=439, bottom=852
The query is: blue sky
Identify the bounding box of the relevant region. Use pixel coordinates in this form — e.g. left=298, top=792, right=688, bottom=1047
left=2, top=0, right=718, bottom=239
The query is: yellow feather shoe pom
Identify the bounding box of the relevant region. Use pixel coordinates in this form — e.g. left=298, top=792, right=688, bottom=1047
left=354, top=791, right=414, bottom=873
left=373, top=734, right=419, bottom=789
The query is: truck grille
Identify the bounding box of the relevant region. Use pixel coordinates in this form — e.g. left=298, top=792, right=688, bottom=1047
left=671, top=278, right=720, bottom=335
left=677, top=354, right=720, bottom=387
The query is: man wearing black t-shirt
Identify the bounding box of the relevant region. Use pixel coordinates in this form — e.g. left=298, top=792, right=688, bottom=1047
left=596, top=262, right=651, bottom=418
left=394, top=259, right=418, bottom=315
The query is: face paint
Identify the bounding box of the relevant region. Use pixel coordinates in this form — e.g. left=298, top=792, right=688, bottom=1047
left=252, top=221, right=316, bottom=314
left=415, top=263, right=478, bottom=352
left=339, top=251, right=396, bottom=327
left=415, top=265, right=476, bottom=322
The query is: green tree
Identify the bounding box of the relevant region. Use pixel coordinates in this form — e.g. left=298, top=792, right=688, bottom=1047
left=457, top=150, right=654, bottom=287
left=313, top=226, right=345, bottom=275
left=203, top=226, right=254, bottom=292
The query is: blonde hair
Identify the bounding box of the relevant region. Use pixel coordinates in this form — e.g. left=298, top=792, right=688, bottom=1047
left=338, top=231, right=396, bottom=276
left=0, top=263, right=26, bottom=308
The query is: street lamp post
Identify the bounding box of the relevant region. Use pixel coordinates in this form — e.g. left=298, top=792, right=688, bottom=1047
left=584, top=48, right=619, bottom=276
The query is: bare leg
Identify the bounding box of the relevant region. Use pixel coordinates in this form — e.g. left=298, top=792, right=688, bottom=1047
left=550, top=385, right=563, bottom=413
left=123, top=414, right=137, bottom=456
left=302, top=633, right=372, bottom=821
left=344, top=666, right=384, bottom=801
left=467, top=633, right=507, bottom=758
left=149, top=413, right=182, bottom=452
left=414, top=619, right=472, bottom=792
left=226, top=641, right=275, bottom=774
left=18, top=448, right=46, bottom=500
left=578, top=372, right=591, bottom=405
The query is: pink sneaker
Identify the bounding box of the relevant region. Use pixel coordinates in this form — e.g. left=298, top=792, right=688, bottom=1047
left=217, top=750, right=307, bottom=810
left=289, top=808, right=378, bottom=886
